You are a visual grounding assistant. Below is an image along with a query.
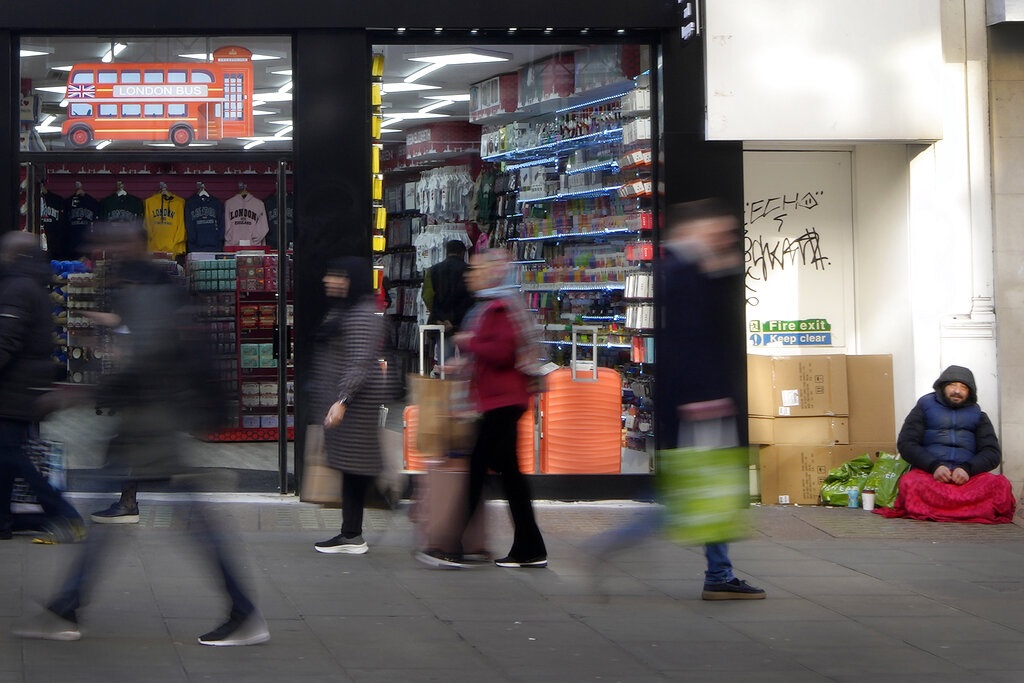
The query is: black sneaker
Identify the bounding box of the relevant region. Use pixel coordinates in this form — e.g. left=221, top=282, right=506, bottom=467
left=90, top=502, right=140, bottom=524
left=314, top=534, right=368, bottom=555
left=494, top=555, right=548, bottom=568
left=198, top=610, right=270, bottom=647
left=415, top=549, right=472, bottom=569
left=13, top=608, right=81, bottom=641
left=701, top=578, right=767, bottom=601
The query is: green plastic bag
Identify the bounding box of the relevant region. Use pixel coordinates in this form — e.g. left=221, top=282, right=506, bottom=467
left=862, top=452, right=910, bottom=508
left=657, top=447, right=750, bottom=545
left=819, top=454, right=874, bottom=506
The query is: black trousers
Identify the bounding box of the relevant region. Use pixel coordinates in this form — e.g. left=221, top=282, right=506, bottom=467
left=341, top=472, right=373, bottom=538
left=466, top=405, right=546, bottom=559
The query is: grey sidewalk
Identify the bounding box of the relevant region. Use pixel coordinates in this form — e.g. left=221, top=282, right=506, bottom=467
left=4, top=497, right=1024, bottom=683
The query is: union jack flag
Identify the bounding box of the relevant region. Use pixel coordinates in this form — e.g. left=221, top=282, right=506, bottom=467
left=66, top=84, right=95, bottom=99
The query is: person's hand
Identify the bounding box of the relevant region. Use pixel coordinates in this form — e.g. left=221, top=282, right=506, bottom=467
left=951, top=467, right=970, bottom=485
left=442, top=320, right=454, bottom=333
left=324, top=401, right=346, bottom=429
left=933, top=465, right=953, bottom=483
left=453, top=332, right=473, bottom=348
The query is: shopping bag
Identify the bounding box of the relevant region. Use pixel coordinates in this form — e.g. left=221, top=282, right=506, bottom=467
left=819, top=454, right=874, bottom=506
left=299, top=424, right=343, bottom=505
left=11, top=438, right=66, bottom=506
left=657, top=447, right=750, bottom=545
left=863, top=452, right=910, bottom=508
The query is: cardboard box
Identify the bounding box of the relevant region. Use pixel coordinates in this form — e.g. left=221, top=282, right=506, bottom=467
left=748, top=416, right=850, bottom=445
left=242, top=415, right=260, bottom=429
left=748, top=355, right=849, bottom=417
left=758, top=442, right=896, bottom=505
left=847, top=355, right=896, bottom=443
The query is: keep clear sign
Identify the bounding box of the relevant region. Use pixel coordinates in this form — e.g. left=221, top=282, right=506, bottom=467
left=743, top=151, right=854, bottom=352
left=748, top=319, right=832, bottom=347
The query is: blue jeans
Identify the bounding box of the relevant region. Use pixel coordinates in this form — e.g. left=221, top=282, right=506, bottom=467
left=0, top=419, right=80, bottom=532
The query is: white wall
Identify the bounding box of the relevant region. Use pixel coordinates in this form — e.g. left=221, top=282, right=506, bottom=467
left=705, top=0, right=943, bottom=142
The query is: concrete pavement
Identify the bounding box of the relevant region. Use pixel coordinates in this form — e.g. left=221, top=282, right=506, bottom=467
left=4, top=496, right=1024, bottom=683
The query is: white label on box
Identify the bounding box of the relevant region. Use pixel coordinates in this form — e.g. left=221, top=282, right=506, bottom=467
left=780, top=389, right=800, bottom=407
left=778, top=495, right=791, bottom=505
left=777, top=407, right=791, bottom=416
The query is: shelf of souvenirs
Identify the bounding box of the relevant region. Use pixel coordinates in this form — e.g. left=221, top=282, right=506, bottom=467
left=508, top=210, right=653, bottom=242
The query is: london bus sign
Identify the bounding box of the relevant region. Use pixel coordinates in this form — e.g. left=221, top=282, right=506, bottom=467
left=61, top=46, right=254, bottom=148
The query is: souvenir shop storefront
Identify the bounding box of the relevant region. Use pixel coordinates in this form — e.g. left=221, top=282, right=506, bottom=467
left=0, top=2, right=741, bottom=498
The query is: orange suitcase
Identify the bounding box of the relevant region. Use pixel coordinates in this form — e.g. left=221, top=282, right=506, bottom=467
left=540, top=365, right=622, bottom=474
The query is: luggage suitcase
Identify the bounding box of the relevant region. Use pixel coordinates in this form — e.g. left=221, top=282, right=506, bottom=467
left=414, top=460, right=487, bottom=555
left=540, top=327, right=622, bottom=473
left=403, top=405, right=431, bottom=471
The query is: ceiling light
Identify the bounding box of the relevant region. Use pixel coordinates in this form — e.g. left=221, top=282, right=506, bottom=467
left=146, top=142, right=218, bottom=147
left=95, top=140, right=112, bottom=150
left=418, top=100, right=454, bottom=114
left=381, top=117, right=404, bottom=128
left=381, top=82, right=441, bottom=94
left=35, top=126, right=62, bottom=134
left=252, top=109, right=276, bottom=116
left=35, top=85, right=68, bottom=94
left=406, top=48, right=512, bottom=66
left=20, top=48, right=53, bottom=57
left=269, top=119, right=293, bottom=126
left=39, top=115, right=56, bottom=127
left=50, top=65, right=73, bottom=72
left=101, top=43, right=127, bottom=63
left=404, top=63, right=444, bottom=83
left=469, top=29, right=479, bottom=35
left=396, top=27, right=406, bottom=34
left=277, top=81, right=293, bottom=94
left=379, top=128, right=402, bottom=134
left=244, top=140, right=266, bottom=150
left=59, top=99, right=68, bottom=108
left=617, top=29, right=626, bottom=34
left=270, top=69, right=292, bottom=76
left=544, top=28, right=554, bottom=34
left=274, top=125, right=293, bottom=138
left=179, top=52, right=280, bottom=61
left=434, top=27, right=443, bottom=34
left=381, top=111, right=450, bottom=120
left=423, top=93, right=471, bottom=102
left=508, top=28, right=518, bottom=34
left=581, top=28, right=590, bottom=35
left=253, top=91, right=292, bottom=102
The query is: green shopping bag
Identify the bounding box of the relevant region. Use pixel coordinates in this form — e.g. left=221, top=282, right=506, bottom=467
left=862, top=452, right=910, bottom=508
left=819, top=454, right=874, bottom=506
left=657, top=447, right=750, bottom=545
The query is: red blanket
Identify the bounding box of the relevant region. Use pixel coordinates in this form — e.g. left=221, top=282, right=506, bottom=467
left=875, top=469, right=1016, bottom=524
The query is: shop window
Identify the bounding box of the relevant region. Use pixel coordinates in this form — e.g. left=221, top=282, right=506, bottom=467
left=20, top=35, right=292, bottom=151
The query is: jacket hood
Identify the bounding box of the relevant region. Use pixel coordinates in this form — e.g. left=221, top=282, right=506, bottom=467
left=933, top=365, right=977, bottom=406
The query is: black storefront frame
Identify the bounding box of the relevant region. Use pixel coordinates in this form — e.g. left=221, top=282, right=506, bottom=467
left=3, top=9, right=745, bottom=502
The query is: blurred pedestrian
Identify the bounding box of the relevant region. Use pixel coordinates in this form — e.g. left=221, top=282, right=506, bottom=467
left=312, top=257, right=387, bottom=555
left=15, top=223, right=269, bottom=646
left=659, top=199, right=765, bottom=600
left=417, top=249, right=547, bottom=569
left=422, top=239, right=472, bottom=367
left=0, top=231, right=84, bottom=543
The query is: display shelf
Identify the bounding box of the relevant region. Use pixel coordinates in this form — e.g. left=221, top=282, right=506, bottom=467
left=509, top=228, right=639, bottom=243
left=482, top=128, right=624, bottom=163
left=519, top=185, right=623, bottom=203
left=521, top=282, right=626, bottom=292
left=540, top=339, right=632, bottom=350
left=565, top=159, right=619, bottom=175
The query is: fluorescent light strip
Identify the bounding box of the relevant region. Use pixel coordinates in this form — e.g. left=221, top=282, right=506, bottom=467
left=20, top=49, right=51, bottom=57
left=417, top=99, right=453, bottom=114
left=39, top=115, right=56, bottom=127
left=35, top=86, right=68, bottom=94
left=101, top=43, right=127, bottom=63
left=95, top=140, right=112, bottom=150
left=179, top=52, right=280, bottom=61
left=270, top=69, right=292, bottom=76
left=269, top=119, right=293, bottom=126
left=380, top=82, right=441, bottom=94
left=274, top=125, right=293, bottom=138
left=555, top=92, right=629, bottom=114
left=406, top=49, right=511, bottom=65
left=404, top=62, right=444, bottom=83
left=423, top=93, right=471, bottom=102
left=244, top=140, right=266, bottom=149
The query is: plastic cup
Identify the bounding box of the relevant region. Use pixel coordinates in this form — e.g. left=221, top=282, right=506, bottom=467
left=862, top=490, right=876, bottom=511
left=846, top=487, right=860, bottom=508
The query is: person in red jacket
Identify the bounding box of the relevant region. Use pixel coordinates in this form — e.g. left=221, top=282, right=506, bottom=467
left=417, top=249, right=547, bottom=569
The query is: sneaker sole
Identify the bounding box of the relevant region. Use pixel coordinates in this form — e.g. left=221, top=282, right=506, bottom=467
left=701, top=590, right=767, bottom=601
left=414, top=551, right=470, bottom=569
left=198, top=631, right=270, bottom=647
left=90, top=514, right=140, bottom=524
left=314, top=543, right=368, bottom=555
left=13, top=627, right=81, bottom=641
left=495, top=560, right=548, bottom=568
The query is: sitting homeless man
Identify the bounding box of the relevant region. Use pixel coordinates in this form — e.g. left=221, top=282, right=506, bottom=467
left=881, top=365, right=1015, bottom=523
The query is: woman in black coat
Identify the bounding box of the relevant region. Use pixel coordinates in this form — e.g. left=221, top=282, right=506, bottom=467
left=312, top=257, right=386, bottom=555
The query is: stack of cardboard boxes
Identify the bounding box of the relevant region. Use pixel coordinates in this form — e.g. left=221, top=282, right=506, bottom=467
left=748, top=355, right=897, bottom=505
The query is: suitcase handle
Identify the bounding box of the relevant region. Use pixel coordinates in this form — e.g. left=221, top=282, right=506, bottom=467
left=570, top=325, right=599, bottom=382
left=418, top=324, right=447, bottom=378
